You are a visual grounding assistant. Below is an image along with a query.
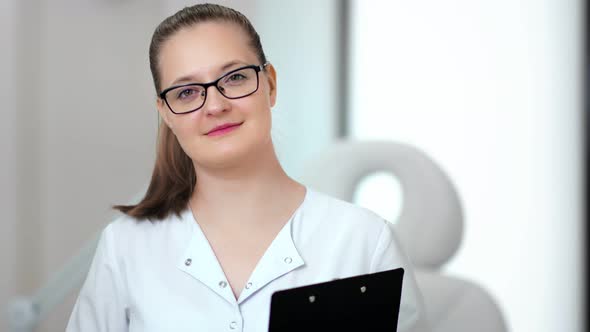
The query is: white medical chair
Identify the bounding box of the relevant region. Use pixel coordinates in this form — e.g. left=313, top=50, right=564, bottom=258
left=300, top=140, right=508, bottom=332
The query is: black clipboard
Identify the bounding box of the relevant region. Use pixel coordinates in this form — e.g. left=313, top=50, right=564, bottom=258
left=268, top=268, right=404, bottom=332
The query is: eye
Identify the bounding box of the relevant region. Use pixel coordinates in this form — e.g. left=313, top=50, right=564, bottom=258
left=178, top=88, right=195, bottom=99
left=227, top=73, right=247, bottom=82
left=222, top=68, right=253, bottom=86
left=175, top=87, right=203, bottom=101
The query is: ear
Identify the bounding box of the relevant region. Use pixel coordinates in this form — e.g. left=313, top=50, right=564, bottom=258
left=264, top=63, right=277, bottom=108
left=156, top=98, right=173, bottom=130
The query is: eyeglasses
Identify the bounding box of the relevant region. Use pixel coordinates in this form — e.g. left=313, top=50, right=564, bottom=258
left=159, top=62, right=269, bottom=114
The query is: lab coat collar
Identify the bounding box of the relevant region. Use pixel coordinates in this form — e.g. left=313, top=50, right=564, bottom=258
left=177, top=190, right=308, bottom=306
left=236, top=211, right=305, bottom=304
left=177, top=208, right=234, bottom=303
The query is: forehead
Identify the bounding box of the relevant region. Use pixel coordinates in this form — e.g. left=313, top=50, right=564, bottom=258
left=158, top=21, right=258, bottom=86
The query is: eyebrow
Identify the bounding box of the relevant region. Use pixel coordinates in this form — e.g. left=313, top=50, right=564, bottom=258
left=168, top=60, right=249, bottom=87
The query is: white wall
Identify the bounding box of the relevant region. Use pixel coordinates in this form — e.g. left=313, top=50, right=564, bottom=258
left=39, top=2, right=163, bottom=330
left=0, top=0, right=18, bottom=331
left=349, top=0, right=584, bottom=331
left=254, top=0, right=339, bottom=180
left=3, top=0, right=163, bottom=331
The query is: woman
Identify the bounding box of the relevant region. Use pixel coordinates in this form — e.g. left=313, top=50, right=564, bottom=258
left=66, top=3, right=427, bottom=332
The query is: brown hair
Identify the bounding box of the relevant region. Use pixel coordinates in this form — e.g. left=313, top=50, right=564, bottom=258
left=113, top=3, right=268, bottom=221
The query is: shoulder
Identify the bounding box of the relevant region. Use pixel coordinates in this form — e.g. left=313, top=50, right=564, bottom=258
left=100, top=210, right=192, bottom=258
left=302, top=188, right=389, bottom=238
left=293, top=188, right=400, bottom=277
left=105, top=210, right=185, bottom=235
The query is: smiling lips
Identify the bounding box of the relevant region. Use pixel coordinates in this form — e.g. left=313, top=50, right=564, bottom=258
left=206, top=122, right=243, bottom=136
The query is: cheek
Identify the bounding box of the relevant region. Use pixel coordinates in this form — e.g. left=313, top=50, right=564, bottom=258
left=243, top=100, right=272, bottom=131
left=170, top=112, right=202, bottom=142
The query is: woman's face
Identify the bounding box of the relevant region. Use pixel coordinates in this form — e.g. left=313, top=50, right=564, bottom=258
left=156, top=21, right=277, bottom=169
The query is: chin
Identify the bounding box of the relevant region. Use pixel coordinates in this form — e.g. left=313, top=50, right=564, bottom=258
left=193, top=141, right=258, bottom=169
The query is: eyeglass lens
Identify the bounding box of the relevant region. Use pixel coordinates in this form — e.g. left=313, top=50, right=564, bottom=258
left=165, top=67, right=259, bottom=114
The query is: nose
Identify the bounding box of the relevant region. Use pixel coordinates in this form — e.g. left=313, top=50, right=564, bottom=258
left=202, top=85, right=230, bottom=116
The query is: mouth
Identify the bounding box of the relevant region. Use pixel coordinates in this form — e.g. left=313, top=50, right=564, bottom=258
left=206, top=122, right=243, bottom=136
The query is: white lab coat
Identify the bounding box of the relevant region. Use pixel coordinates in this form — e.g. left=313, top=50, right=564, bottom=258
left=66, top=187, right=428, bottom=332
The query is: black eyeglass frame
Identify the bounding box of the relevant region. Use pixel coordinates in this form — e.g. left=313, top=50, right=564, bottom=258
left=159, top=62, right=270, bottom=115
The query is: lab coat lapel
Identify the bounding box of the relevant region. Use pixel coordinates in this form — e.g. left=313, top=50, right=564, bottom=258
left=177, top=210, right=237, bottom=305
left=236, top=214, right=305, bottom=304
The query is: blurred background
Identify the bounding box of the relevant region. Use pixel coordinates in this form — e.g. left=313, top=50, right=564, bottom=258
left=0, top=0, right=585, bottom=331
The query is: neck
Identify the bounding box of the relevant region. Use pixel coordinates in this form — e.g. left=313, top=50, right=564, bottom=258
left=189, top=142, right=304, bottom=229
